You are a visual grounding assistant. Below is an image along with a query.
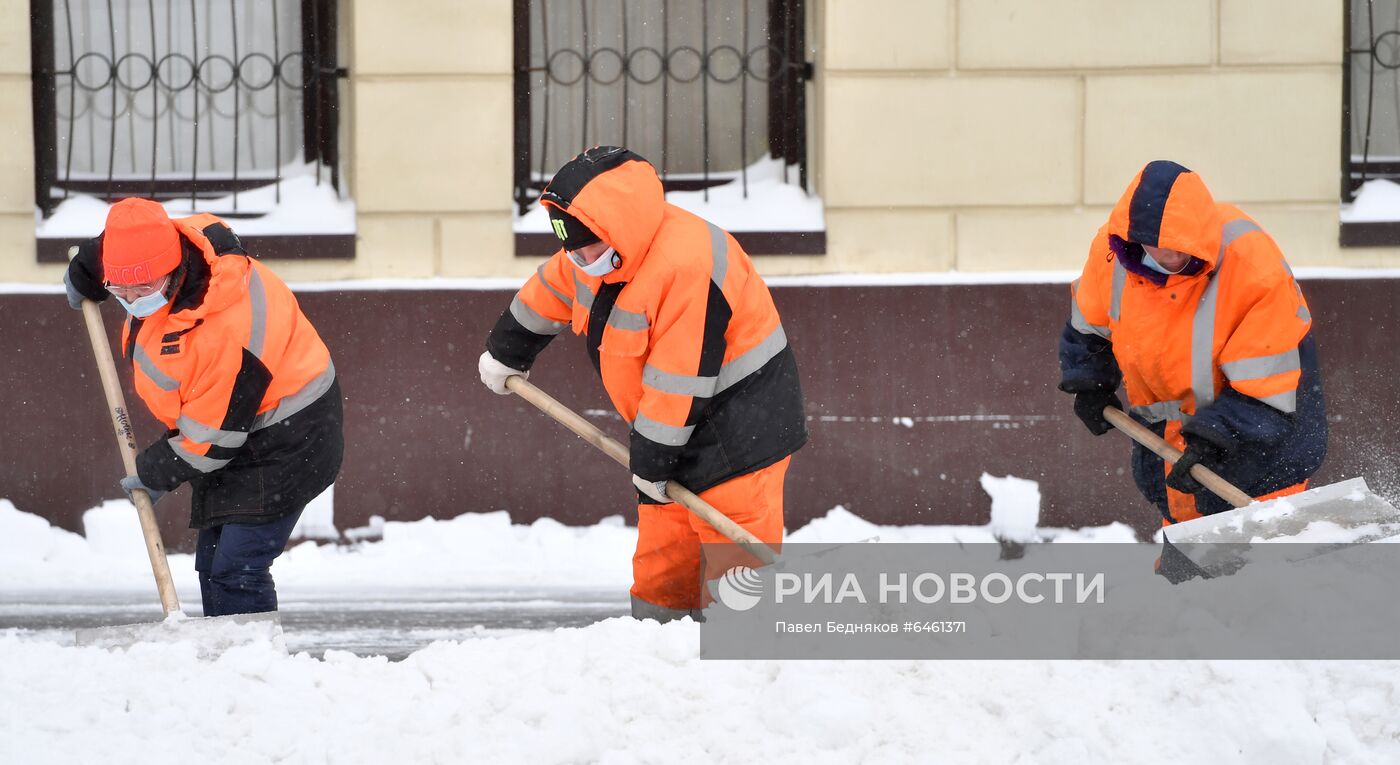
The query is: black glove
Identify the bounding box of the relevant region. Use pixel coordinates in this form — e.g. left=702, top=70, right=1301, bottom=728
left=1166, top=437, right=1224, bottom=494
left=65, top=238, right=108, bottom=308
left=120, top=474, right=168, bottom=506
left=1072, top=390, right=1122, bottom=436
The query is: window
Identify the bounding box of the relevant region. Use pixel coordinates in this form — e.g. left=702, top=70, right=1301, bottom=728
left=512, top=0, right=821, bottom=255
left=1343, top=0, right=1400, bottom=246
left=30, top=0, right=351, bottom=261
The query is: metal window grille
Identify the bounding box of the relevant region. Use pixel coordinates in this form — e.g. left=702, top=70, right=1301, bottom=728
left=1344, top=0, right=1400, bottom=202
left=30, top=0, right=345, bottom=219
left=512, top=0, right=812, bottom=218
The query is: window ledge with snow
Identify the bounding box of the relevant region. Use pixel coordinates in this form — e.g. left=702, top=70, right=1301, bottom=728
left=35, top=167, right=356, bottom=263
left=514, top=157, right=825, bottom=256
left=1341, top=178, right=1400, bottom=248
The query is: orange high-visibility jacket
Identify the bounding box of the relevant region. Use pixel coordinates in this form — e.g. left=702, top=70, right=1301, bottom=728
left=115, top=215, right=340, bottom=526
left=1059, top=161, right=1327, bottom=521
left=488, top=148, right=807, bottom=493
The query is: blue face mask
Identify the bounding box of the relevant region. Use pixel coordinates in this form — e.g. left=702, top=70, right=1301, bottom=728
left=1141, top=251, right=1188, bottom=276
left=114, top=289, right=169, bottom=318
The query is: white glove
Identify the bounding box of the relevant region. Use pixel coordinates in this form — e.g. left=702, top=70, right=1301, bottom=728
left=478, top=351, right=526, bottom=395
left=120, top=474, right=168, bottom=506
left=632, top=474, right=671, bottom=503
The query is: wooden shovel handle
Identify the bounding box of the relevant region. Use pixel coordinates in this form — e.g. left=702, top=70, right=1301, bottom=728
left=505, top=376, right=779, bottom=566
left=75, top=258, right=181, bottom=614
left=1102, top=406, right=1253, bottom=508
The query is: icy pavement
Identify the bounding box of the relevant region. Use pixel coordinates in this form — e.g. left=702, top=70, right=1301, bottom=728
left=0, top=587, right=628, bottom=660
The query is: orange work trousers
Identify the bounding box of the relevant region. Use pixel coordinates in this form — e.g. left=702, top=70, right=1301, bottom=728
left=630, top=456, right=790, bottom=618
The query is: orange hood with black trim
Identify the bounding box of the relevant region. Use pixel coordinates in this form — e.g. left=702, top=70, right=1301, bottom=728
left=1106, top=160, right=1223, bottom=269
left=539, top=147, right=665, bottom=284
left=156, top=215, right=252, bottom=329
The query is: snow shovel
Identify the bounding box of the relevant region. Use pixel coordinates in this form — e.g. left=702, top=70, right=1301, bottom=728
left=72, top=269, right=281, bottom=652
left=1102, top=407, right=1400, bottom=574
left=76, top=289, right=181, bottom=616
left=505, top=376, right=780, bottom=566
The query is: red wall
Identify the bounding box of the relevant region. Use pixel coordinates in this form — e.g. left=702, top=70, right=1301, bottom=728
left=4, top=277, right=1397, bottom=550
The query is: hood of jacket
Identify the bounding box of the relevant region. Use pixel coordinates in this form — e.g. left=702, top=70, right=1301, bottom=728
left=156, top=218, right=251, bottom=329
left=1106, top=160, right=1223, bottom=281
left=538, top=146, right=665, bottom=284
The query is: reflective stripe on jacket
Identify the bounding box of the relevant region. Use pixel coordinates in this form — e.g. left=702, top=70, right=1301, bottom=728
left=488, top=150, right=807, bottom=493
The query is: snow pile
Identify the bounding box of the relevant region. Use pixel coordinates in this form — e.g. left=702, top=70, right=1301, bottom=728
left=74, top=611, right=287, bottom=660
left=982, top=472, right=1042, bottom=542
left=0, top=499, right=639, bottom=593
left=0, top=473, right=1135, bottom=594
left=786, top=473, right=1136, bottom=546
left=289, top=486, right=343, bottom=542
left=0, top=499, right=199, bottom=593
left=3, top=618, right=1399, bottom=764
left=0, top=499, right=95, bottom=567
left=784, top=505, right=1135, bottom=545
left=276, top=511, right=638, bottom=590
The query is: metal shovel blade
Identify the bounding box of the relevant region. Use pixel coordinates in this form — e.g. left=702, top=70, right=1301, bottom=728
left=75, top=611, right=285, bottom=658
left=1164, top=477, right=1400, bottom=544
left=1160, top=478, right=1400, bottom=578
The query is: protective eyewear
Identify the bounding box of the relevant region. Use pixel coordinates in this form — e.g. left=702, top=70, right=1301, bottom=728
left=104, top=276, right=169, bottom=300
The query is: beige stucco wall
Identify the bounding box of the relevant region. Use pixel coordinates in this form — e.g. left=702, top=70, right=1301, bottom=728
left=0, top=0, right=38, bottom=281
left=817, top=0, right=1400, bottom=273
left=2, top=0, right=1395, bottom=284
left=341, top=0, right=519, bottom=280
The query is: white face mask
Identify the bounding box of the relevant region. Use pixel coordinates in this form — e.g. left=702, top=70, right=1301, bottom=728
left=1142, top=251, right=1188, bottom=276
left=570, top=246, right=621, bottom=277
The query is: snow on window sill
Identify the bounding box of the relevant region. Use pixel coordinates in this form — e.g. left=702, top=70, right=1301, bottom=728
left=1341, top=178, right=1400, bottom=247
left=34, top=166, right=356, bottom=262
left=514, top=156, right=825, bottom=256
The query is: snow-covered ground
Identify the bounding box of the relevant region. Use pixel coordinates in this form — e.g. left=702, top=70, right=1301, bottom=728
left=6, top=619, right=1400, bottom=764
left=4, top=477, right=1400, bottom=764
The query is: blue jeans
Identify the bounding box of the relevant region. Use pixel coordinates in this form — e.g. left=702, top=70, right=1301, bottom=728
left=193, top=510, right=303, bottom=617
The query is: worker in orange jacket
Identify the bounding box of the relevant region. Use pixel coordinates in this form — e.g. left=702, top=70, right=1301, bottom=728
left=64, top=198, right=343, bottom=616
left=1059, top=161, right=1327, bottom=524
left=479, top=147, right=807, bottom=621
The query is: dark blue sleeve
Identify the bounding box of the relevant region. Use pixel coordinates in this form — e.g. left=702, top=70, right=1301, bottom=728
left=1182, top=389, right=1293, bottom=453
left=1057, top=322, right=1122, bottom=394
left=1183, top=333, right=1323, bottom=454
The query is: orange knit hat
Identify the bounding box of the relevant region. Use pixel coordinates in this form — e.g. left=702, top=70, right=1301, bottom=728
left=102, top=198, right=182, bottom=285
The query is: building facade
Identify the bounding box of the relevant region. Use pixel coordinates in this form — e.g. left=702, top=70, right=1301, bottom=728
left=3, top=1, right=1397, bottom=544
